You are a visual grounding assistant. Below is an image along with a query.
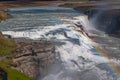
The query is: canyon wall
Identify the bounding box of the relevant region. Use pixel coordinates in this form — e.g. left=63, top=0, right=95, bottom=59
left=74, top=4, right=120, bottom=37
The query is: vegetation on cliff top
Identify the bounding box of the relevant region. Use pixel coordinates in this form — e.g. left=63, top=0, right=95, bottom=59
left=0, top=60, right=33, bottom=80
left=0, top=32, right=16, bottom=55
left=0, top=32, right=32, bottom=80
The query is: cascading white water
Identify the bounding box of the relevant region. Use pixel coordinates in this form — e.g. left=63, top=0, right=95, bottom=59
left=38, top=16, right=115, bottom=80
left=2, top=15, right=116, bottom=80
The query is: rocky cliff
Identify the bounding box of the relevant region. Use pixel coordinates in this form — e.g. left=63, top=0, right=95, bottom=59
left=11, top=38, right=57, bottom=79
left=0, top=32, right=57, bottom=80
left=0, top=11, right=11, bottom=22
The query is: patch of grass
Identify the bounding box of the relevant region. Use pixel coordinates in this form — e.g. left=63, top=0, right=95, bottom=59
left=0, top=60, right=32, bottom=80
left=0, top=33, right=16, bottom=55
left=0, top=33, right=33, bottom=80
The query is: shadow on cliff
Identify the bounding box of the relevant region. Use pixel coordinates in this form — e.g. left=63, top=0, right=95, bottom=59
left=0, top=67, right=7, bottom=80
left=86, top=4, right=120, bottom=38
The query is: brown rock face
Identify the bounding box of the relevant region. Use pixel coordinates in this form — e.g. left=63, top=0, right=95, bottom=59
left=0, top=11, right=11, bottom=22
left=0, top=32, right=3, bottom=38
left=12, top=38, right=56, bottom=79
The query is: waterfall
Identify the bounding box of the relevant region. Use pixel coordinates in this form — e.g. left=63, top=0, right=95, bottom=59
left=39, top=16, right=115, bottom=80
left=1, top=7, right=117, bottom=80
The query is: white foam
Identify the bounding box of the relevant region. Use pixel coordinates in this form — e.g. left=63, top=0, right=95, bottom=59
left=40, top=15, right=114, bottom=80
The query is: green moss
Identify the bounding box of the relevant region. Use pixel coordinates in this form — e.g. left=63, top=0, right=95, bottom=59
left=0, top=60, right=32, bottom=80
left=0, top=36, right=16, bottom=55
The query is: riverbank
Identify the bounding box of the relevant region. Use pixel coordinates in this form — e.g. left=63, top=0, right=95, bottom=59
left=59, top=1, right=120, bottom=8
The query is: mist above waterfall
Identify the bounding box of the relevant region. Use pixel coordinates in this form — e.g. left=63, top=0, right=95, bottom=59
left=88, top=3, right=120, bottom=35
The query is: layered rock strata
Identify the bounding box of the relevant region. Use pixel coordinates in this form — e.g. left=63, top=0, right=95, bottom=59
left=11, top=38, right=56, bottom=79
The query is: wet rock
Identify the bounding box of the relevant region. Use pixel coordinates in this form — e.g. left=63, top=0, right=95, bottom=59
left=3, top=34, right=12, bottom=39
left=12, top=38, right=56, bottom=79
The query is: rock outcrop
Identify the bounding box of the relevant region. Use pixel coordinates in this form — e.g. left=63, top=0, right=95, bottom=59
left=0, top=11, right=11, bottom=22
left=11, top=38, right=56, bottom=79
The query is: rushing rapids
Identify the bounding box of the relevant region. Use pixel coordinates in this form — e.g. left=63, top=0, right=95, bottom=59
left=0, top=5, right=120, bottom=80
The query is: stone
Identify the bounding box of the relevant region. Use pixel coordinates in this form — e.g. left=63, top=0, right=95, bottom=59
left=12, top=38, right=56, bottom=79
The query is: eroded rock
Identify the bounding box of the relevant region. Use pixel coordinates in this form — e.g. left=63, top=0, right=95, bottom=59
left=12, top=38, right=56, bottom=79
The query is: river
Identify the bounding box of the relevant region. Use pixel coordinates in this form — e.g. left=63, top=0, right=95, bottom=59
left=0, top=3, right=119, bottom=80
